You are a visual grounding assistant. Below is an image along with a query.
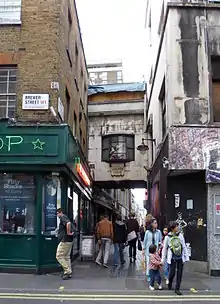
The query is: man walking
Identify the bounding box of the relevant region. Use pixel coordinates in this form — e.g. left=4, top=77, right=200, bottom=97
left=56, top=208, right=74, bottom=280
left=113, top=214, right=127, bottom=267
left=96, top=214, right=113, bottom=268
left=126, top=213, right=139, bottom=263
left=162, top=221, right=189, bottom=295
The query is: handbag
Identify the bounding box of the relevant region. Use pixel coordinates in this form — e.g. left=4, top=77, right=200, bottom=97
left=138, top=239, right=142, bottom=251
left=127, top=230, right=137, bottom=242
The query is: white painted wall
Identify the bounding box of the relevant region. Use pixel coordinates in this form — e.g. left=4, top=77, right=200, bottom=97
left=88, top=103, right=148, bottom=183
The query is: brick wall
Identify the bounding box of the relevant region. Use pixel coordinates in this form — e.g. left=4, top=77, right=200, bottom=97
left=0, top=0, right=88, bottom=156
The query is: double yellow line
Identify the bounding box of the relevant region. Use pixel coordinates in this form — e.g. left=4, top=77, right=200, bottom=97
left=0, top=293, right=220, bottom=302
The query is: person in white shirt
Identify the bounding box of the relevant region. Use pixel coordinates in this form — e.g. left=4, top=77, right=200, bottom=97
left=162, top=221, right=189, bottom=296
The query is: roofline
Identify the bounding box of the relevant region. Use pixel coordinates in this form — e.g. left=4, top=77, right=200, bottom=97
left=73, top=0, right=88, bottom=77
left=147, top=1, right=220, bottom=115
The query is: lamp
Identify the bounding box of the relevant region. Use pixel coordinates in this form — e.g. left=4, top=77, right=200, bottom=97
left=136, top=138, right=156, bottom=152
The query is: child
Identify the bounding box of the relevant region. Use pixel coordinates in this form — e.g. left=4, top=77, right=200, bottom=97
left=149, top=244, right=163, bottom=291
left=159, top=227, right=169, bottom=284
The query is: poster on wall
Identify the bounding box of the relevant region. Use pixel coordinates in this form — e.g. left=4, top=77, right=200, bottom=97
left=44, top=179, right=57, bottom=232
left=214, top=195, right=220, bottom=235
left=0, top=174, right=35, bottom=233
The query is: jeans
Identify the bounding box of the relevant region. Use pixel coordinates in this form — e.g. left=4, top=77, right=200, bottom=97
left=56, top=242, right=73, bottom=274
left=164, top=260, right=169, bottom=278
left=129, top=238, right=137, bottom=259
left=96, top=238, right=111, bottom=265
left=114, top=243, right=125, bottom=266
left=168, top=259, right=184, bottom=291
left=149, top=269, right=161, bottom=287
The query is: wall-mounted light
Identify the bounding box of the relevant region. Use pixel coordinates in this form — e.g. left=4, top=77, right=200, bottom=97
left=136, top=138, right=156, bottom=152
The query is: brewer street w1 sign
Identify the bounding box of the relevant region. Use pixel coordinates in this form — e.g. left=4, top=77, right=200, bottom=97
left=22, top=94, right=49, bottom=110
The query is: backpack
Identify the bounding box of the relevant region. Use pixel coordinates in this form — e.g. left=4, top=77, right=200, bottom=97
left=169, top=235, right=182, bottom=260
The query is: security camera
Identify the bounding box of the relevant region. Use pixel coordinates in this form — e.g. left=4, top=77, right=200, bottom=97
left=162, top=157, right=169, bottom=168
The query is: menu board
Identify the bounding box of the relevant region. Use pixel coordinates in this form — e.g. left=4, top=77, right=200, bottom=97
left=44, top=179, right=57, bottom=232
left=81, top=237, right=94, bottom=257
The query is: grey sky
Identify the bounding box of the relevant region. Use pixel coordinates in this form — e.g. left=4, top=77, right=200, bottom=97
left=76, top=0, right=147, bottom=82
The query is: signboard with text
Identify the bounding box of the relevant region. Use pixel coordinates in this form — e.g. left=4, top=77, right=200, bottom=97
left=0, top=0, right=21, bottom=24
left=22, top=94, right=49, bottom=110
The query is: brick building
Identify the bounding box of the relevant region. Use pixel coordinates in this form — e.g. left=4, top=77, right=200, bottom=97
left=0, top=0, right=92, bottom=273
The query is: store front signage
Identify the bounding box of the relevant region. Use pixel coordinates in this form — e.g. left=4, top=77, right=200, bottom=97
left=76, top=161, right=91, bottom=187
left=0, top=136, right=46, bottom=152
left=22, top=94, right=49, bottom=110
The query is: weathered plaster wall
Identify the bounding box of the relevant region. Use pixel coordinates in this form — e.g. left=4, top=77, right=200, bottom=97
left=88, top=113, right=148, bottom=183
left=207, top=184, right=220, bottom=275
left=167, top=8, right=209, bottom=126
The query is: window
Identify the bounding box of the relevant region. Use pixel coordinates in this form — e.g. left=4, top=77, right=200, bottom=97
left=211, top=56, right=220, bottom=122
left=65, top=87, right=70, bottom=122
left=73, top=111, right=77, bottom=137
left=75, top=43, right=79, bottom=79
left=0, top=173, right=36, bottom=234
left=66, top=6, right=73, bottom=67
left=159, top=79, right=166, bottom=137
left=0, top=66, right=16, bottom=118
left=42, top=175, right=61, bottom=235
left=79, top=128, right=82, bottom=144
left=102, top=135, right=135, bottom=163
left=0, top=0, right=22, bottom=25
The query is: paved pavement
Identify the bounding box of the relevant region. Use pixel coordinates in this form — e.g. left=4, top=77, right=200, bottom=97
left=0, top=293, right=219, bottom=303
left=0, top=249, right=219, bottom=304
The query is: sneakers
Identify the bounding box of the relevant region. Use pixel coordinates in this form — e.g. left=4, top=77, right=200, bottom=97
left=158, top=284, right=163, bottom=290
left=103, top=264, right=108, bottom=268
left=149, top=286, right=155, bottom=291
left=95, top=261, right=102, bottom=266
left=166, top=279, right=169, bottom=285
left=62, top=273, right=72, bottom=280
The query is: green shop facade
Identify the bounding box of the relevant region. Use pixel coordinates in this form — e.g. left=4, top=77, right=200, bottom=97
left=0, top=119, right=92, bottom=273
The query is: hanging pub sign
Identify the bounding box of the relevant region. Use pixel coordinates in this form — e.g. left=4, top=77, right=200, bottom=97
left=75, top=157, right=91, bottom=187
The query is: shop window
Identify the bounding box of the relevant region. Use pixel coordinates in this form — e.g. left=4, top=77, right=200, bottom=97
left=42, top=175, right=61, bottom=235
left=0, top=173, right=36, bottom=234
left=0, top=66, right=17, bottom=118
left=102, top=134, right=135, bottom=163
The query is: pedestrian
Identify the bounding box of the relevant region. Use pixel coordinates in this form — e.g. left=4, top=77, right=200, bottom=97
left=126, top=213, right=139, bottom=263
left=145, top=214, right=153, bottom=231
left=113, top=214, right=127, bottom=267
left=149, top=244, right=163, bottom=291
left=95, top=214, right=113, bottom=268
left=140, top=224, right=145, bottom=242
left=56, top=208, right=74, bottom=280
left=143, top=218, right=162, bottom=282
left=95, top=216, right=104, bottom=249
left=159, top=226, right=169, bottom=285
left=162, top=221, right=189, bottom=296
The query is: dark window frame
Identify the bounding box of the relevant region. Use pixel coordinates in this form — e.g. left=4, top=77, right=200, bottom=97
left=159, top=78, right=166, bottom=138
left=102, top=134, right=135, bottom=163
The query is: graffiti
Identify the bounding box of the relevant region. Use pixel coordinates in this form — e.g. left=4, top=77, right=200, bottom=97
left=169, top=127, right=220, bottom=173
left=176, top=212, right=187, bottom=234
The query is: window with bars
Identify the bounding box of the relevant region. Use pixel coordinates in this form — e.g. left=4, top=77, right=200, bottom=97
left=0, top=66, right=17, bottom=118
left=102, top=135, right=135, bottom=163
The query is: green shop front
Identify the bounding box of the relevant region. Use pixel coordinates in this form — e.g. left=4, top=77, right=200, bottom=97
left=0, top=120, right=92, bottom=273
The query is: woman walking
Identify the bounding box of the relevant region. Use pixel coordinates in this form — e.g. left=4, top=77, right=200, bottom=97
left=145, top=214, right=153, bottom=231
left=143, top=218, right=162, bottom=282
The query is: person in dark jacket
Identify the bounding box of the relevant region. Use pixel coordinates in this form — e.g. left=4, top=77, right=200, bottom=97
left=113, top=214, right=127, bottom=267
left=126, top=213, right=139, bottom=263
